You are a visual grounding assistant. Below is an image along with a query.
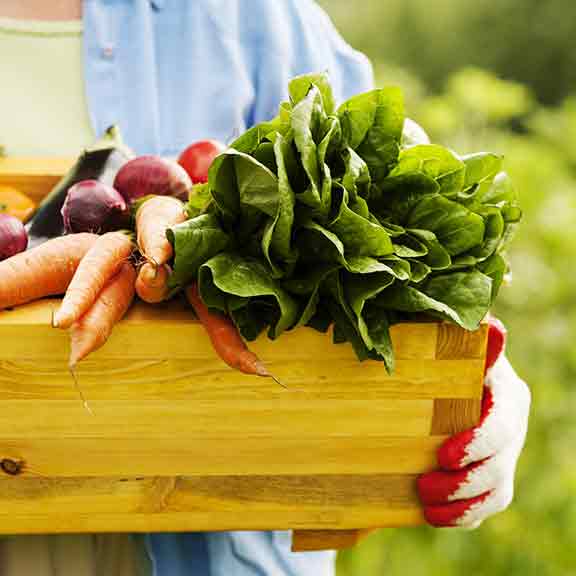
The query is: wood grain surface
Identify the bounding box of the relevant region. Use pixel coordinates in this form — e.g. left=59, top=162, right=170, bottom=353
left=0, top=160, right=489, bottom=550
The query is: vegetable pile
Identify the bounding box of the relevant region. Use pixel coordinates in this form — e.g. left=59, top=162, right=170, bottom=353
left=168, top=73, right=521, bottom=371
left=0, top=72, right=521, bottom=389
left=0, top=128, right=272, bottom=394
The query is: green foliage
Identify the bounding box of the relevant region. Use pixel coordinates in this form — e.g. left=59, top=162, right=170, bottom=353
left=334, top=67, right=576, bottom=576
left=319, top=0, right=576, bottom=105
left=170, top=74, right=518, bottom=372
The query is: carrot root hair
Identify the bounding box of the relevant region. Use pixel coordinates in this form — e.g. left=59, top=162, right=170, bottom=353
left=68, top=366, right=93, bottom=415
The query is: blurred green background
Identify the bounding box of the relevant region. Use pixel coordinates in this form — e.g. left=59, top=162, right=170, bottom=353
left=316, top=1, right=576, bottom=574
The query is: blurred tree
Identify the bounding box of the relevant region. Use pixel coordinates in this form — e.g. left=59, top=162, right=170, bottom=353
left=319, top=0, right=576, bottom=105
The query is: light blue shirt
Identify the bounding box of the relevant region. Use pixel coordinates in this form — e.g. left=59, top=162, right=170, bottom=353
left=82, top=1, right=373, bottom=574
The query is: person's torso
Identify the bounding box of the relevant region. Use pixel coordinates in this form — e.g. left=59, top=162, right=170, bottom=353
left=1, top=0, right=372, bottom=158
left=0, top=1, right=372, bottom=574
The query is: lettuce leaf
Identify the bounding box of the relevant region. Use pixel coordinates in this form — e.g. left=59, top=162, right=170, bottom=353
left=169, top=72, right=521, bottom=372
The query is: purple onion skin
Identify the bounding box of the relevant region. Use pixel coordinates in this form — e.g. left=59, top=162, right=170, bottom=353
left=0, top=214, right=28, bottom=261
left=61, top=180, right=128, bottom=234
left=113, top=156, right=192, bottom=204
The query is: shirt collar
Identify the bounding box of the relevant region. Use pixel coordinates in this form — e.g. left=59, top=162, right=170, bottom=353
left=149, top=0, right=165, bottom=10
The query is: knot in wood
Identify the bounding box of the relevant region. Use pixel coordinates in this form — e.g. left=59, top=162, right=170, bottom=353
left=1, top=458, right=23, bottom=476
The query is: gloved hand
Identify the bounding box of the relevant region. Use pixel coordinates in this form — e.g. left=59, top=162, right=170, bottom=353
left=417, top=318, right=531, bottom=528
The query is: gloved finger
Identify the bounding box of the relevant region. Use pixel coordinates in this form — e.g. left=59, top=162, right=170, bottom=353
left=422, top=492, right=491, bottom=527
left=419, top=446, right=518, bottom=506
left=423, top=482, right=514, bottom=528
left=438, top=356, right=529, bottom=470
left=418, top=461, right=485, bottom=506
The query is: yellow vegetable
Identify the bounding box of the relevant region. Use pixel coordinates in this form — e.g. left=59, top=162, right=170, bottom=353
left=0, top=185, right=36, bottom=222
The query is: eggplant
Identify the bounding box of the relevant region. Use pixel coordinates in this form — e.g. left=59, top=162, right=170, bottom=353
left=28, top=125, right=133, bottom=241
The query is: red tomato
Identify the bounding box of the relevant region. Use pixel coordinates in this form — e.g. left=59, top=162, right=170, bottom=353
left=177, top=140, right=226, bottom=183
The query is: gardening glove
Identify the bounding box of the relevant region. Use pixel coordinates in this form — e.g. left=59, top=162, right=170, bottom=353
left=417, top=317, right=531, bottom=528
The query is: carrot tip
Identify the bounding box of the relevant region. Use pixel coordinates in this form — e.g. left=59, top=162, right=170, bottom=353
left=255, top=362, right=287, bottom=388
left=254, top=361, right=270, bottom=377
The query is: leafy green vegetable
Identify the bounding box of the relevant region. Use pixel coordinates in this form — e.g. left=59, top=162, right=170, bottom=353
left=462, top=152, right=503, bottom=191
left=260, top=135, right=297, bottom=277
left=391, top=145, right=465, bottom=196
left=376, top=270, right=491, bottom=330
left=187, top=183, right=212, bottom=218
left=198, top=253, right=299, bottom=339
left=170, top=73, right=521, bottom=372
left=167, top=214, right=230, bottom=289
left=289, top=72, right=336, bottom=115
left=407, top=195, right=485, bottom=255
left=339, top=88, right=404, bottom=183
left=478, top=253, right=507, bottom=302
left=329, top=186, right=394, bottom=257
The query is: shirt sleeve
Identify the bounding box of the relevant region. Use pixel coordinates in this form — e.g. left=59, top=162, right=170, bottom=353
left=244, top=0, right=374, bottom=127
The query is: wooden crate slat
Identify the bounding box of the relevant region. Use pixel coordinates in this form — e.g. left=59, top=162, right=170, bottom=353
left=436, top=322, right=488, bottom=360
left=0, top=509, right=423, bottom=536
left=0, top=436, right=445, bottom=478
left=431, top=398, right=483, bottom=436
left=0, top=474, right=423, bottom=534
left=0, top=399, right=434, bottom=439
left=291, top=529, right=377, bottom=552
left=0, top=358, right=482, bottom=401
left=0, top=300, right=439, bottom=360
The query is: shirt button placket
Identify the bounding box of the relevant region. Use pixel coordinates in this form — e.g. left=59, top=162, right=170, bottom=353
left=101, top=44, right=115, bottom=60
left=98, top=36, right=120, bottom=133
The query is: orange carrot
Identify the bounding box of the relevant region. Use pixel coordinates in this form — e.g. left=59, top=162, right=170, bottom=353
left=68, top=261, right=137, bottom=368
left=53, top=231, right=133, bottom=329
left=135, top=262, right=170, bottom=303
left=136, top=195, right=186, bottom=266
left=0, top=233, right=98, bottom=310
left=186, top=284, right=282, bottom=385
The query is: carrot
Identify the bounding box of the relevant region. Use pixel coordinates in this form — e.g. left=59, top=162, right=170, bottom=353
left=135, top=262, right=170, bottom=303
left=136, top=195, right=186, bottom=266
left=53, top=231, right=133, bottom=329
left=0, top=233, right=98, bottom=310
left=186, top=284, right=283, bottom=386
left=68, top=262, right=137, bottom=368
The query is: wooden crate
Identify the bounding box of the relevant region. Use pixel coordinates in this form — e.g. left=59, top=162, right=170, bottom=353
left=0, top=158, right=487, bottom=551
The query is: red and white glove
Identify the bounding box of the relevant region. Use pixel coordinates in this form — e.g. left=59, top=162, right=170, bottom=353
left=417, top=318, right=531, bottom=528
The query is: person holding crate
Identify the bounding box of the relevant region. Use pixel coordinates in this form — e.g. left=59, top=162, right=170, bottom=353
left=0, top=0, right=530, bottom=574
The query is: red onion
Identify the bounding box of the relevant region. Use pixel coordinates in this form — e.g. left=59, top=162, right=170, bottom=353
left=61, top=180, right=128, bottom=234
left=0, top=214, right=28, bottom=261
left=113, top=156, right=192, bottom=203
left=178, top=140, right=225, bottom=183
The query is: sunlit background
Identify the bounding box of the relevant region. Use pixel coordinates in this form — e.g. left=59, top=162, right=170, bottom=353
left=316, top=1, right=576, bottom=574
